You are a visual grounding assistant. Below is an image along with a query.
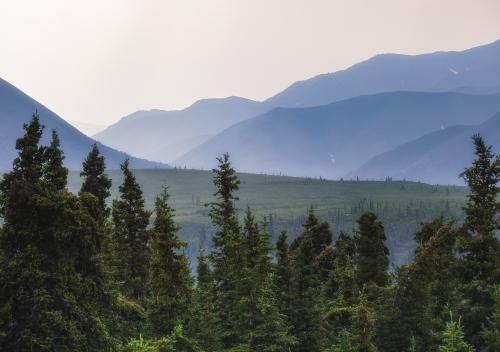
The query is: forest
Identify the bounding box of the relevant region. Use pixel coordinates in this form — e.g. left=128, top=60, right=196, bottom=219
left=0, top=113, right=499, bottom=352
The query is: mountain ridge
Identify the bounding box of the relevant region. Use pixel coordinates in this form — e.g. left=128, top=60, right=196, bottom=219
left=0, top=78, right=166, bottom=171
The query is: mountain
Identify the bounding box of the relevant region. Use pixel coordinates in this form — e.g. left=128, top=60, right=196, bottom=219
left=94, top=96, right=267, bottom=163
left=265, top=39, right=500, bottom=108
left=175, top=91, right=500, bottom=180
left=354, top=113, right=500, bottom=185
left=96, top=39, right=500, bottom=163
left=0, top=78, right=165, bottom=171
left=70, top=120, right=107, bottom=136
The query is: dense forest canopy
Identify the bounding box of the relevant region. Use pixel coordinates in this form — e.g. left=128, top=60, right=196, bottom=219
left=0, top=113, right=499, bottom=351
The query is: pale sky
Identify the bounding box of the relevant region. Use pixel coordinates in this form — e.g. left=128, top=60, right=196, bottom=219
left=1, top=0, right=500, bottom=126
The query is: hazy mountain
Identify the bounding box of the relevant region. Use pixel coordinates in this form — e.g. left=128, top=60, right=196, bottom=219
left=96, top=39, right=500, bottom=163
left=94, top=96, right=267, bottom=163
left=265, top=39, right=500, bottom=108
left=69, top=120, right=107, bottom=136
left=354, top=113, right=500, bottom=185
left=0, top=78, right=165, bottom=171
left=175, top=91, right=500, bottom=180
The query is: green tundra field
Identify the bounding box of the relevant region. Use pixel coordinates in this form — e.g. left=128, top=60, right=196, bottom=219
left=68, top=169, right=468, bottom=265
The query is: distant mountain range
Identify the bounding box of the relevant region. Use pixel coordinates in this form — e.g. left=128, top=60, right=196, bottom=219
left=174, top=91, right=500, bottom=183
left=354, top=113, right=500, bottom=184
left=95, top=39, right=500, bottom=166
left=3, top=39, right=500, bottom=183
left=95, top=96, right=267, bottom=162
left=0, top=78, right=165, bottom=171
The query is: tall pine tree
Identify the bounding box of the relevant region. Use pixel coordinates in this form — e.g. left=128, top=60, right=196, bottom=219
left=207, top=153, right=245, bottom=349
left=112, top=159, right=152, bottom=300
left=149, top=188, right=193, bottom=337
left=458, top=134, right=500, bottom=348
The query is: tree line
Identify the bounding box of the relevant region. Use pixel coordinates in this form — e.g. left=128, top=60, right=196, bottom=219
left=0, top=113, right=499, bottom=351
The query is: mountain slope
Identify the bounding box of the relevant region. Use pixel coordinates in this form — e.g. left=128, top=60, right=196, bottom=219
left=94, top=96, right=267, bottom=163
left=265, top=39, right=500, bottom=108
left=0, top=78, right=164, bottom=171
left=96, top=39, right=500, bottom=163
left=354, top=113, right=500, bottom=184
left=175, top=91, right=500, bottom=180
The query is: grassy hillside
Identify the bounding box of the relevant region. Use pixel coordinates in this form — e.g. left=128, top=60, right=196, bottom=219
left=68, top=169, right=468, bottom=266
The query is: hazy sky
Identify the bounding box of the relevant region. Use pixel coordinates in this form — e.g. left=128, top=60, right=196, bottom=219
left=1, top=0, right=500, bottom=125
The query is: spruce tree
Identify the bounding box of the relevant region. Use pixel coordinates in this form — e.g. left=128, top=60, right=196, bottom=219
left=325, top=329, right=355, bottom=352
left=275, top=230, right=293, bottom=320
left=482, top=286, right=500, bottom=352
left=289, top=211, right=327, bottom=352
left=351, top=293, right=378, bottom=352
left=439, top=315, right=475, bottom=352
left=354, top=212, right=390, bottom=288
left=241, top=211, right=295, bottom=352
left=0, top=115, right=112, bottom=350
left=149, top=188, right=193, bottom=337
left=188, top=253, right=222, bottom=351
left=112, top=159, right=152, bottom=300
left=458, top=135, right=500, bottom=348
left=206, top=153, right=245, bottom=349
left=43, top=129, right=68, bottom=190
left=80, top=143, right=112, bottom=220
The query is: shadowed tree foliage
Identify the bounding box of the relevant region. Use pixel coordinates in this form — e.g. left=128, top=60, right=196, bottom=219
left=112, top=159, right=152, bottom=300
left=0, top=114, right=113, bottom=351
left=149, top=188, right=193, bottom=337
left=458, top=135, right=500, bottom=349
left=80, top=143, right=112, bottom=220
left=355, top=212, right=390, bottom=289
left=206, top=153, right=246, bottom=349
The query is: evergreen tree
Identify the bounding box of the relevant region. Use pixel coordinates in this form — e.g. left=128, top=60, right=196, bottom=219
left=275, top=230, right=293, bottom=320
left=354, top=212, right=390, bottom=288
left=188, top=253, right=222, bottom=351
left=351, top=293, right=378, bottom=352
left=112, top=159, right=152, bottom=300
left=439, top=315, right=475, bottom=352
left=458, top=135, right=500, bottom=348
left=325, top=329, right=355, bottom=352
left=323, top=233, right=358, bottom=305
left=289, top=211, right=328, bottom=352
left=149, top=188, right=193, bottom=337
left=80, top=143, right=112, bottom=220
left=207, top=153, right=245, bottom=349
left=0, top=115, right=112, bottom=351
left=43, top=130, right=68, bottom=190
left=388, top=221, right=458, bottom=352
left=241, top=211, right=295, bottom=352
left=482, top=286, right=500, bottom=352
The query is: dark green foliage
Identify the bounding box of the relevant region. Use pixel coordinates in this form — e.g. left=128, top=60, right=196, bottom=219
left=80, top=143, right=112, bottom=220
left=149, top=188, right=193, bottom=337
left=323, top=233, right=358, bottom=305
left=325, top=329, right=355, bottom=352
left=354, top=212, right=390, bottom=288
left=112, top=159, right=152, bottom=300
left=1, top=119, right=498, bottom=352
left=458, top=135, right=500, bottom=348
left=275, top=230, right=293, bottom=320
left=387, top=221, right=459, bottom=352
left=188, top=253, right=222, bottom=351
left=350, top=294, right=378, bottom=352
left=241, top=211, right=295, bottom=352
left=0, top=114, right=112, bottom=351
left=206, top=153, right=246, bottom=349
left=482, top=286, right=500, bottom=352
left=43, top=130, right=68, bottom=190
left=289, top=208, right=330, bottom=352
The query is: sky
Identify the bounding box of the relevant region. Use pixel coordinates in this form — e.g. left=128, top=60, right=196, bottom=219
left=1, top=0, right=500, bottom=126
